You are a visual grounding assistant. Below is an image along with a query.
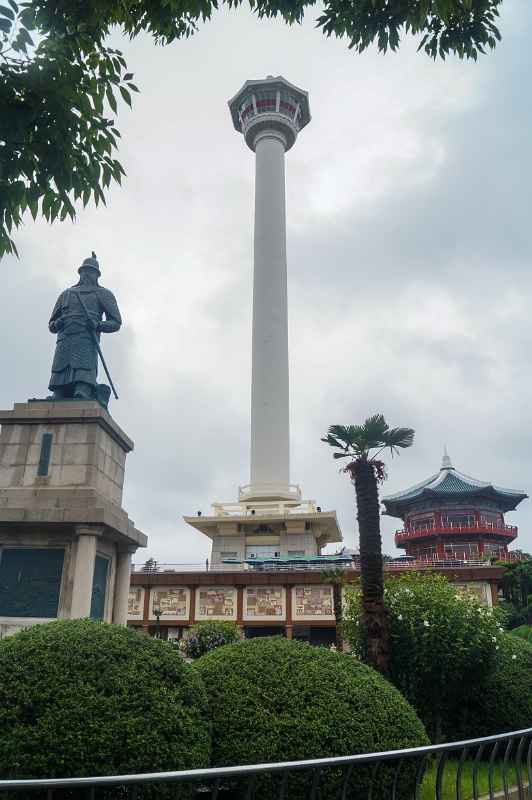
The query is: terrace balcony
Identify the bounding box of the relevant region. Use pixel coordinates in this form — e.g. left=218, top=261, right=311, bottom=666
left=395, top=522, right=518, bottom=547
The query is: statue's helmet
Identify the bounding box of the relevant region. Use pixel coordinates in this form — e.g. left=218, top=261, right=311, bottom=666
left=78, top=252, right=101, bottom=276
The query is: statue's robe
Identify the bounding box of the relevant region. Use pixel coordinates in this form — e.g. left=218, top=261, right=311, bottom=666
left=48, top=283, right=122, bottom=393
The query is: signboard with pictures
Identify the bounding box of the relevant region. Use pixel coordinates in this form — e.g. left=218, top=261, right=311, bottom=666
left=197, top=587, right=236, bottom=619
left=293, top=586, right=334, bottom=620
left=245, top=586, right=284, bottom=620
left=149, top=587, right=189, bottom=620
left=127, top=587, right=145, bottom=620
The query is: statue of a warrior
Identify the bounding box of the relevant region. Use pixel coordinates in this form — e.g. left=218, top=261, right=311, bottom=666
left=48, top=253, right=121, bottom=407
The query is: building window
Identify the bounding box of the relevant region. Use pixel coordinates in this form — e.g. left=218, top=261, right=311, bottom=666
left=444, top=543, right=479, bottom=558
left=255, top=89, right=276, bottom=113
left=238, top=94, right=254, bottom=122
left=0, top=548, right=64, bottom=618
left=246, top=546, right=280, bottom=560
left=484, top=542, right=504, bottom=556
left=411, top=516, right=434, bottom=531
left=90, top=555, right=110, bottom=620
left=480, top=512, right=502, bottom=527
left=279, top=90, right=298, bottom=119
left=220, top=551, right=238, bottom=560
left=288, top=551, right=305, bottom=557
left=37, top=432, right=53, bottom=476
left=442, top=513, right=475, bottom=527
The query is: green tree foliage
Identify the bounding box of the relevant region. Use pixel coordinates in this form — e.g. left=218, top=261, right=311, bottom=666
left=499, top=559, right=532, bottom=608
left=322, top=415, right=414, bottom=675
left=343, top=573, right=507, bottom=742
left=0, top=2, right=135, bottom=258
left=509, top=624, right=532, bottom=643
left=0, top=619, right=210, bottom=794
left=181, top=620, right=241, bottom=658
left=318, top=0, right=502, bottom=61
left=1, top=0, right=503, bottom=259
left=194, top=636, right=428, bottom=799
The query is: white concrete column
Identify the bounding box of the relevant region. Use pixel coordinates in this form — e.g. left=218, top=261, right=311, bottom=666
left=70, top=526, right=102, bottom=618
left=250, top=129, right=290, bottom=497
left=112, top=547, right=135, bottom=625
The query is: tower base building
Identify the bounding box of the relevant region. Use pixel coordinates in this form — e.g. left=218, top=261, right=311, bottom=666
left=185, top=494, right=342, bottom=567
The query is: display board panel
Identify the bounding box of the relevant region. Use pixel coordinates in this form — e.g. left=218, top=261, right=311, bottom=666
left=127, top=587, right=145, bottom=620
left=0, top=548, right=64, bottom=618
left=149, top=587, right=190, bottom=620
left=293, top=585, right=335, bottom=621
left=244, top=586, right=285, bottom=621
left=196, top=587, right=236, bottom=620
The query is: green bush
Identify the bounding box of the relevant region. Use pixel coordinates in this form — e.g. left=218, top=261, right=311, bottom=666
left=447, top=634, right=532, bottom=739
left=194, top=636, right=428, bottom=799
left=181, top=620, right=241, bottom=659
left=344, top=573, right=505, bottom=742
left=508, top=624, right=532, bottom=643
left=0, top=620, right=210, bottom=796
left=499, top=600, right=529, bottom=629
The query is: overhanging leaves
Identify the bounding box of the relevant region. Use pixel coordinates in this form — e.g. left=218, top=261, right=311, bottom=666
left=1, top=0, right=504, bottom=259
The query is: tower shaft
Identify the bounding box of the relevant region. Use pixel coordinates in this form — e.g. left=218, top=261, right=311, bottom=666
left=250, top=131, right=290, bottom=497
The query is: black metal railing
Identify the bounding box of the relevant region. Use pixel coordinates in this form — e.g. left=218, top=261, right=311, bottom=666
left=0, top=728, right=530, bottom=799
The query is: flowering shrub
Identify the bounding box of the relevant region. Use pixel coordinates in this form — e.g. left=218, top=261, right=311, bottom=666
left=344, top=573, right=508, bottom=741
left=448, top=633, right=532, bottom=738
left=182, top=621, right=241, bottom=659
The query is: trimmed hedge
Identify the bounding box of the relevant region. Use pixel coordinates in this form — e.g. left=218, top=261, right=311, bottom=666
left=182, top=620, right=241, bottom=658
left=448, top=634, right=532, bottom=739
left=195, top=636, right=428, bottom=799
left=0, top=620, right=210, bottom=796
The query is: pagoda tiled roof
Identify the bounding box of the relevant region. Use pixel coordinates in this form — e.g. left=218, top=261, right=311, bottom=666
left=382, top=449, right=528, bottom=517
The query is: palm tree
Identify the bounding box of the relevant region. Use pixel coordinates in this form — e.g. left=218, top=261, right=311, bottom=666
left=320, top=567, right=345, bottom=651
left=321, top=415, right=414, bottom=675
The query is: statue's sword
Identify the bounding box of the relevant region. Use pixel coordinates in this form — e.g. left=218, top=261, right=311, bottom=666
left=74, top=290, right=119, bottom=400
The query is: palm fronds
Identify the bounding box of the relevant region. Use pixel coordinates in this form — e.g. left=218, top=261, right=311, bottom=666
left=321, top=414, right=414, bottom=462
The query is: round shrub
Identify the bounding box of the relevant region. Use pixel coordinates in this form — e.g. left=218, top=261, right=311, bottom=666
left=0, top=619, right=210, bottom=795
left=447, top=634, right=532, bottom=739
left=194, top=636, right=428, bottom=799
left=344, top=573, right=506, bottom=742
left=182, top=620, right=241, bottom=659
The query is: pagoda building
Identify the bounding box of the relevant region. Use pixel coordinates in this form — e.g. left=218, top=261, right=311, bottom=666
left=382, top=450, right=528, bottom=562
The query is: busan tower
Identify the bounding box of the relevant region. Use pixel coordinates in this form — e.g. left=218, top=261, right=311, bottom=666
left=185, top=77, right=342, bottom=564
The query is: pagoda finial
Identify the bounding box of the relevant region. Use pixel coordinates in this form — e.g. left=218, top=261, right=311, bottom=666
left=441, top=445, right=453, bottom=470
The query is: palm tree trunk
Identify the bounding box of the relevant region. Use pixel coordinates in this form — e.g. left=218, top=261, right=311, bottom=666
left=352, top=458, right=390, bottom=675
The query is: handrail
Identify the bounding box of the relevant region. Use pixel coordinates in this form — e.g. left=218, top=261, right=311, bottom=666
left=0, top=728, right=530, bottom=790
left=395, top=523, right=518, bottom=542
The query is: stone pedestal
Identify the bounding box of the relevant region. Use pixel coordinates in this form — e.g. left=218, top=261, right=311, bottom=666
left=0, top=400, right=147, bottom=637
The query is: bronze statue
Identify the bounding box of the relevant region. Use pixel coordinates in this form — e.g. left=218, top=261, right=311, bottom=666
left=48, top=253, right=121, bottom=408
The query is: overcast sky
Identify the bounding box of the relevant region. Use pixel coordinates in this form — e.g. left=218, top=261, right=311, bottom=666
left=2, top=1, right=532, bottom=564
